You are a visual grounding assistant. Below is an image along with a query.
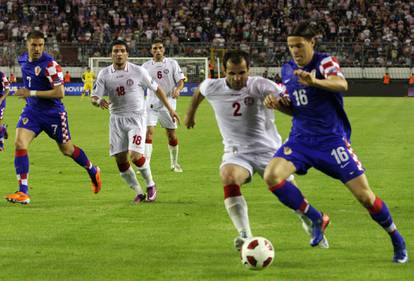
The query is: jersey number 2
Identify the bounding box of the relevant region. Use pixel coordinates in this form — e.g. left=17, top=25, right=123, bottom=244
left=232, top=102, right=242, bottom=116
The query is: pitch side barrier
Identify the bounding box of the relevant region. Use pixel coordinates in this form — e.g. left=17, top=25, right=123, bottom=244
left=7, top=83, right=200, bottom=96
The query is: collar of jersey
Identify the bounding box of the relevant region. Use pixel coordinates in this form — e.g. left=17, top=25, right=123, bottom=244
left=111, top=62, right=129, bottom=72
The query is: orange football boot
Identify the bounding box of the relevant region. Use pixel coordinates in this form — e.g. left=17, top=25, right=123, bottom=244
left=5, top=191, right=31, bottom=204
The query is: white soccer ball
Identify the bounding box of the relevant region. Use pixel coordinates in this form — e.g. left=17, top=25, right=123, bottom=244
left=240, top=236, right=275, bottom=270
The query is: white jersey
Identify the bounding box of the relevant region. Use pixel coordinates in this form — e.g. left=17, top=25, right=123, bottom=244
left=199, top=76, right=284, bottom=154
left=142, top=57, right=185, bottom=109
left=92, top=62, right=158, bottom=116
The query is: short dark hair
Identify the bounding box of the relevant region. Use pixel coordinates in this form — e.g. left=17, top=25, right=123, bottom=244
left=223, top=50, right=250, bottom=71
left=27, top=30, right=45, bottom=41
left=152, top=38, right=164, bottom=46
left=288, top=21, right=319, bottom=40
left=110, top=39, right=129, bottom=52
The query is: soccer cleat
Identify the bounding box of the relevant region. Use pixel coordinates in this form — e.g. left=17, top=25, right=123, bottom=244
left=393, top=240, right=408, bottom=263
left=90, top=166, right=102, bottom=194
left=234, top=231, right=249, bottom=251
left=310, top=213, right=330, bottom=247
left=171, top=163, right=183, bottom=173
left=3, top=124, right=8, bottom=139
left=5, top=191, right=31, bottom=204
left=299, top=213, right=329, bottom=248
left=133, top=193, right=146, bottom=204
left=146, top=185, right=157, bottom=202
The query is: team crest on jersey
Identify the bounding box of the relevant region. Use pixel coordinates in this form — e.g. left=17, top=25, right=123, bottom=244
left=284, top=146, right=292, bottom=155
left=34, top=66, right=42, bottom=76
left=22, top=117, right=29, bottom=125
left=244, top=97, right=254, bottom=106
left=126, top=79, right=134, bottom=86
left=163, top=69, right=169, bottom=74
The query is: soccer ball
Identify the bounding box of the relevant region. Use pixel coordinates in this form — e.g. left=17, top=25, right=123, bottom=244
left=240, top=236, right=275, bottom=270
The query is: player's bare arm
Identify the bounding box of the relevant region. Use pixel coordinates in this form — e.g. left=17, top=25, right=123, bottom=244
left=294, top=69, right=348, bottom=92
left=264, top=94, right=293, bottom=116
left=15, top=84, right=65, bottom=99
left=172, top=79, right=185, bottom=98
left=0, top=88, right=10, bottom=104
left=185, top=88, right=205, bottom=129
left=90, top=96, right=110, bottom=109
left=155, top=87, right=180, bottom=124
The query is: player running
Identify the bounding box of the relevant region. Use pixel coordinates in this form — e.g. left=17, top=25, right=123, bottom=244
left=91, top=40, right=179, bottom=203
left=185, top=50, right=328, bottom=250
left=142, top=38, right=185, bottom=172
left=0, top=71, right=10, bottom=151
left=264, top=21, right=407, bottom=263
left=5, top=31, right=101, bottom=205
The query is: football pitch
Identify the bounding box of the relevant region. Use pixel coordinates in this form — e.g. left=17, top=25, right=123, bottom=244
left=0, top=96, right=413, bottom=281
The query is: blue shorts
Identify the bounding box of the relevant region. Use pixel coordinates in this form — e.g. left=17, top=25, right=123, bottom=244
left=274, top=135, right=365, bottom=183
left=0, top=98, right=5, bottom=120
left=16, top=106, right=72, bottom=144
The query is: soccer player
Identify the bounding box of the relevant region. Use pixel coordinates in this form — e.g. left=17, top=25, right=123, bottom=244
left=81, top=66, right=95, bottom=98
left=5, top=31, right=101, bottom=205
left=263, top=21, right=408, bottom=263
left=91, top=40, right=179, bottom=203
left=185, top=50, right=327, bottom=250
left=0, top=71, right=10, bottom=151
left=142, top=39, right=185, bottom=172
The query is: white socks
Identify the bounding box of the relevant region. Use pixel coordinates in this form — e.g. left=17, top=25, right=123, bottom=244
left=168, top=144, right=179, bottom=167
left=224, top=195, right=252, bottom=237
left=137, top=162, right=155, bottom=187
left=145, top=143, right=153, bottom=164
left=120, top=166, right=143, bottom=195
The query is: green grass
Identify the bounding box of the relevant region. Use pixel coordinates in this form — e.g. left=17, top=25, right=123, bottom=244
left=0, top=96, right=413, bottom=281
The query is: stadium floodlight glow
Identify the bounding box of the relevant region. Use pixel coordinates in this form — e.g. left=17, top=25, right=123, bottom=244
left=89, top=57, right=208, bottom=83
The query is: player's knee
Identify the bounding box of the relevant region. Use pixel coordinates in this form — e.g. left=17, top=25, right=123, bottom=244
left=356, top=191, right=376, bottom=208
left=263, top=167, right=284, bottom=187
left=220, top=169, right=242, bottom=185
left=131, top=154, right=146, bottom=167
left=117, top=162, right=130, bottom=173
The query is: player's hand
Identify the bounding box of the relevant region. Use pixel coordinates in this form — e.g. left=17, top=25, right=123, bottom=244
left=99, top=99, right=110, bottom=109
left=264, top=94, right=280, bottom=109
left=294, top=69, right=316, bottom=86
left=172, top=87, right=181, bottom=99
left=184, top=114, right=195, bottom=129
left=15, top=88, right=30, bottom=98
left=169, top=110, right=181, bottom=124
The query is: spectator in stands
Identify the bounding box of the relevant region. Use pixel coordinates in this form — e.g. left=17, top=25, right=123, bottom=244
left=9, top=73, right=16, bottom=83
left=274, top=73, right=281, bottom=83
left=409, top=73, right=414, bottom=85
left=383, top=72, right=391, bottom=85
left=262, top=70, right=268, bottom=79
left=64, top=71, right=71, bottom=83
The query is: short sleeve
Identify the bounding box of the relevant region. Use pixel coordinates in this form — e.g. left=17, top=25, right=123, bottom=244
left=319, top=56, right=344, bottom=79
left=172, top=60, right=185, bottom=82
left=141, top=67, right=158, bottom=92
left=254, top=77, right=285, bottom=98
left=199, top=79, right=212, bottom=96
left=91, top=69, right=106, bottom=98
left=1, top=72, right=10, bottom=90
left=45, top=61, right=64, bottom=86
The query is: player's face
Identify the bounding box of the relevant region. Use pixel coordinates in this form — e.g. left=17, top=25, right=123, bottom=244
left=224, top=59, right=249, bottom=91
left=151, top=43, right=165, bottom=61
left=111, top=44, right=128, bottom=68
left=27, top=38, right=45, bottom=61
left=287, top=36, right=315, bottom=67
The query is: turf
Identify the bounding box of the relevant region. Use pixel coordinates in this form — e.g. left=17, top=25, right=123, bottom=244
left=0, top=96, right=413, bottom=281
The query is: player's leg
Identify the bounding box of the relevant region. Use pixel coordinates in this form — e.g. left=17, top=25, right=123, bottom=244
left=158, top=109, right=181, bottom=172
left=166, top=128, right=182, bottom=172
left=145, top=126, right=155, bottom=164
left=59, top=140, right=101, bottom=193
left=220, top=160, right=252, bottom=251
left=345, top=174, right=408, bottom=263
left=130, top=151, right=156, bottom=202
left=5, top=127, right=35, bottom=204
left=0, top=100, right=7, bottom=151
left=114, top=151, right=145, bottom=204
left=264, top=157, right=328, bottom=247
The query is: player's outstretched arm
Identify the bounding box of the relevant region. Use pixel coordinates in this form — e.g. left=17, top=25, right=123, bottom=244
left=15, top=84, right=65, bottom=99
left=155, top=87, right=180, bottom=124
left=264, top=94, right=293, bottom=116
left=294, top=69, right=348, bottom=92
left=185, top=88, right=205, bottom=129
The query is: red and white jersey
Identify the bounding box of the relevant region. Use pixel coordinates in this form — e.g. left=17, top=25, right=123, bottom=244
left=92, top=62, right=158, bottom=116
left=199, top=76, right=284, bottom=154
left=142, top=57, right=185, bottom=109
left=1, top=71, right=10, bottom=93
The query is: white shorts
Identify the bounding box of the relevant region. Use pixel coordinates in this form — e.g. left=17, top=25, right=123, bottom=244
left=220, top=150, right=294, bottom=181
left=147, top=106, right=177, bottom=129
left=109, top=114, right=147, bottom=156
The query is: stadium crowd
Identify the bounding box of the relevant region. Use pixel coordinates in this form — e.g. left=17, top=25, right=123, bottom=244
left=0, top=0, right=413, bottom=66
